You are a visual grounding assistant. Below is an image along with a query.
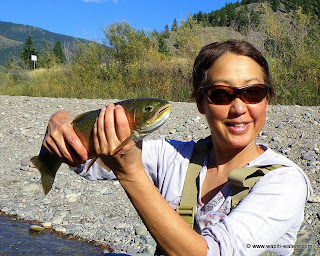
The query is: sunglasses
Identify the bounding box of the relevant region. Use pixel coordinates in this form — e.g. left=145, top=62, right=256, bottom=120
left=199, top=84, right=270, bottom=105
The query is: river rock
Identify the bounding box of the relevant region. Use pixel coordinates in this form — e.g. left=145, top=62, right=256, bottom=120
left=30, top=225, right=45, bottom=232
left=55, top=226, right=67, bottom=233
left=23, top=184, right=40, bottom=192
left=42, top=222, right=52, bottom=228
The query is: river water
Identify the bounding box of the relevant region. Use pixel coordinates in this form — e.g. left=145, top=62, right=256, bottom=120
left=0, top=215, right=106, bottom=255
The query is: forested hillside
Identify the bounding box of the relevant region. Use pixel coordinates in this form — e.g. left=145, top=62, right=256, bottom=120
left=192, top=0, right=320, bottom=31
left=0, top=21, right=85, bottom=66
left=0, top=0, right=319, bottom=106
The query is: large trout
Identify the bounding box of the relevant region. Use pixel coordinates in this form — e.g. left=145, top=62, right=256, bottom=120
left=31, top=98, right=172, bottom=195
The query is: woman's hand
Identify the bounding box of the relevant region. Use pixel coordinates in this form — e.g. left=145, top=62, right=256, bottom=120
left=42, top=110, right=89, bottom=167
left=93, top=104, right=143, bottom=181
left=93, top=104, right=207, bottom=255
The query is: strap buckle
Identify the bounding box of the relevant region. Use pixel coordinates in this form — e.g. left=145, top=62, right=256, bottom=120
left=176, top=206, right=195, bottom=228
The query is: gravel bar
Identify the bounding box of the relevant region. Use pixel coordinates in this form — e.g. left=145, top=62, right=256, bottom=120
left=0, top=95, right=319, bottom=255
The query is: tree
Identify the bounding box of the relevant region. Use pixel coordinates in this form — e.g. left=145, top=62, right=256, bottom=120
left=163, top=25, right=170, bottom=38
left=171, top=15, right=202, bottom=59
left=52, top=41, right=66, bottom=63
left=103, top=22, right=152, bottom=64
left=39, top=42, right=56, bottom=68
left=20, top=35, right=38, bottom=69
left=157, top=35, right=169, bottom=55
left=271, top=0, right=280, bottom=11
left=171, top=19, right=178, bottom=31
left=225, top=3, right=237, bottom=25
left=250, top=9, right=261, bottom=28
left=218, top=9, right=227, bottom=26
left=234, top=7, right=249, bottom=33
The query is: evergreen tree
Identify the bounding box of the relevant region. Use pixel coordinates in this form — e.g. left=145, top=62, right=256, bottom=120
left=52, top=41, right=66, bottom=63
left=5, top=57, right=15, bottom=70
left=225, top=3, right=237, bottom=25
left=172, top=19, right=178, bottom=31
left=250, top=9, right=261, bottom=28
left=218, top=9, right=227, bottom=26
left=235, top=7, right=249, bottom=32
left=163, top=25, right=170, bottom=38
left=20, top=35, right=38, bottom=69
left=271, top=0, right=280, bottom=11
left=40, top=42, right=56, bottom=68
left=209, top=11, right=219, bottom=26
left=157, top=35, right=169, bottom=55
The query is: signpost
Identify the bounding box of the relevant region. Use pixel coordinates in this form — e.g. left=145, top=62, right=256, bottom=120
left=31, top=55, right=37, bottom=70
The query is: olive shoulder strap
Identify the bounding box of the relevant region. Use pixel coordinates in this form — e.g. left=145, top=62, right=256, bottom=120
left=176, top=136, right=212, bottom=228
left=228, top=164, right=283, bottom=208
left=228, top=165, right=317, bottom=256
left=177, top=146, right=316, bottom=255
left=176, top=136, right=282, bottom=227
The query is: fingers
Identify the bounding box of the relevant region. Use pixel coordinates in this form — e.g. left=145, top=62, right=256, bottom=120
left=42, top=110, right=89, bottom=166
left=66, top=132, right=89, bottom=162
left=104, top=104, right=118, bottom=152
left=94, top=104, right=132, bottom=157
left=114, top=105, right=131, bottom=142
left=94, top=106, right=109, bottom=155
left=44, top=124, right=85, bottom=166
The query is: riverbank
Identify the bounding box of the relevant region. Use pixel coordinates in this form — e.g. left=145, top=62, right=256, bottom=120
left=0, top=95, right=319, bottom=254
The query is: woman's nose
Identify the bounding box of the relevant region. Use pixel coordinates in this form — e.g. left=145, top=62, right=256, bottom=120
left=229, top=98, right=247, bottom=116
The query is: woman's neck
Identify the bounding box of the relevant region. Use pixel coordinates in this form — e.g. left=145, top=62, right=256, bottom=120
left=208, top=140, right=265, bottom=172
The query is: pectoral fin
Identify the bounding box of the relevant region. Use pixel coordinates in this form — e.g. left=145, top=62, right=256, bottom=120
left=85, top=133, right=135, bottom=173
left=85, top=156, right=111, bottom=173
left=111, top=133, right=135, bottom=156
left=96, top=158, right=111, bottom=171
left=85, top=155, right=98, bottom=173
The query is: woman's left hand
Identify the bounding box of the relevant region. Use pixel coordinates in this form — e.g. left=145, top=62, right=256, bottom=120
left=93, top=103, right=144, bottom=181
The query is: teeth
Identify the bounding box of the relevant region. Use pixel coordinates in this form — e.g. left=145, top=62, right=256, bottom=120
left=234, top=123, right=246, bottom=127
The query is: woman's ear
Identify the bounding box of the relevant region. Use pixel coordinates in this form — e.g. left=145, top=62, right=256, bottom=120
left=197, top=98, right=205, bottom=114
left=265, top=99, right=269, bottom=112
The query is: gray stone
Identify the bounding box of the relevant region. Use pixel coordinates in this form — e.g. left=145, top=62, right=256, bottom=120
left=308, top=194, right=320, bottom=203
left=103, top=189, right=113, bottom=195
left=23, top=184, right=40, bottom=192
left=302, top=151, right=317, bottom=161
left=20, top=158, right=32, bottom=167
left=55, top=226, right=67, bottom=233
left=64, top=188, right=72, bottom=195
left=52, top=216, right=63, bottom=225
left=41, top=222, right=52, bottom=228
left=176, top=126, right=186, bottom=132
left=135, top=225, right=148, bottom=236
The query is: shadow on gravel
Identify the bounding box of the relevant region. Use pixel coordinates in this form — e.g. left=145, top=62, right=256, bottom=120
left=0, top=214, right=107, bottom=255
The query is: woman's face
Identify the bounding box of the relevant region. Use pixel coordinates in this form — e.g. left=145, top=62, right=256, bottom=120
left=197, top=52, right=269, bottom=152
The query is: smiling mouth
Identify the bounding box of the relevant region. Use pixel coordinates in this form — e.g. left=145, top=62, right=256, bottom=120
left=226, top=122, right=251, bottom=127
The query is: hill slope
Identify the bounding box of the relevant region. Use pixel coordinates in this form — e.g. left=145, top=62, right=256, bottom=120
left=0, top=21, right=85, bottom=66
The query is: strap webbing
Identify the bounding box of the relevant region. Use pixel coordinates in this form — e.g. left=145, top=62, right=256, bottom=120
left=177, top=136, right=283, bottom=227
left=176, top=136, right=212, bottom=228
left=228, top=165, right=283, bottom=207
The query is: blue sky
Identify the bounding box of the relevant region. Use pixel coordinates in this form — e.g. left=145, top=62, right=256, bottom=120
left=1, top=0, right=237, bottom=41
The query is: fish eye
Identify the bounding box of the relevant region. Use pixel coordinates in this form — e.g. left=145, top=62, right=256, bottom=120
left=145, top=105, right=154, bottom=112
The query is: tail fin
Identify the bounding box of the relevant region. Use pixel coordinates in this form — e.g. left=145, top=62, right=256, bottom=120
left=30, top=154, right=62, bottom=195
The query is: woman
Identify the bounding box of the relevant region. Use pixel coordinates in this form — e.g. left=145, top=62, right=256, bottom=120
left=42, top=40, right=312, bottom=255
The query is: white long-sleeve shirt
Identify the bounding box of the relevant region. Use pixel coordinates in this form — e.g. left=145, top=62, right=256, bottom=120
left=75, top=139, right=312, bottom=256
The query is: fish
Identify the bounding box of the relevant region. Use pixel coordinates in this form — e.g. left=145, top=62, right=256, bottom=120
left=30, top=98, right=172, bottom=195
